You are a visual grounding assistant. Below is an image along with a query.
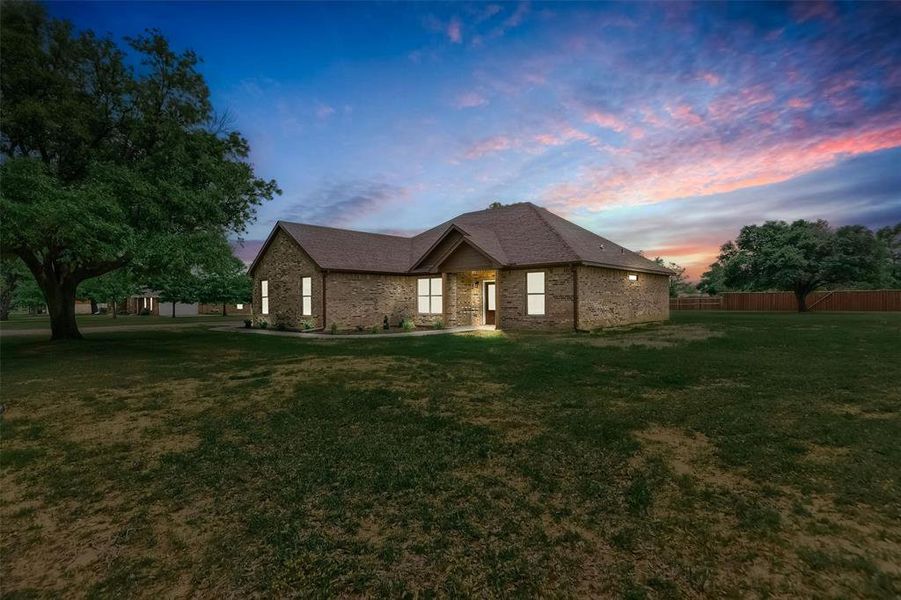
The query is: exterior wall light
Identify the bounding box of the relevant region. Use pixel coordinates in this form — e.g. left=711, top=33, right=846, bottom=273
left=628, top=274, right=638, bottom=281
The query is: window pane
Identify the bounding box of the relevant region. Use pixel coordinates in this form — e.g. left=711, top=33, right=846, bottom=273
left=431, top=296, right=443, bottom=314
left=527, top=294, right=545, bottom=315
left=236, top=304, right=243, bottom=309
left=302, top=277, right=311, bottom=296
left=417, top=278, right=430, bottom=295
left=526, top=272, right=544, bottom=294
left=261, top=280, right=269, bottom=297
left=487, top=284, right=496, bottom=310
left=430, top=277, right=442, bottom=294
left=302, top=297, right=311, bottom=316
left=418, top=296, right=430, bottom=314
left=262, top=297, right=269, bottom=315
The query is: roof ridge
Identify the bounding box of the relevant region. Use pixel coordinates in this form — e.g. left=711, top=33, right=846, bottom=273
left=279, top=220, right=413, bottom=240
left=527, top=204, right=581, bottom=262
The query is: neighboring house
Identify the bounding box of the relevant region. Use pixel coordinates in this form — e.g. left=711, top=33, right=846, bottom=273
left=198, top=303, right=252, bottom=316
left=248, top=202, right=672, bottom=331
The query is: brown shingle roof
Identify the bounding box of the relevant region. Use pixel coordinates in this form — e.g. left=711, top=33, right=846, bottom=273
left=251, top=202, right=671, bottom=275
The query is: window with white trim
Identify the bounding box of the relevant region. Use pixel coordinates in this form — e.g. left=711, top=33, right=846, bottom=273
left=301, top=277, right=312, bottom=316
left=526, top=271, right=545, bottom=315
left=236, top=304, right=244, bottom=310
left=261, top=280, right=269, bottom=315
left=417, top=277, right=443, bottom=314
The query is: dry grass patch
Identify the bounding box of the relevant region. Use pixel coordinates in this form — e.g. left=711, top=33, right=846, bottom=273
left=579, top=323, right=724, bottom=348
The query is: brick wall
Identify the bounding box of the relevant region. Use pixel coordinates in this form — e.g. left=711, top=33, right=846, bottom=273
left=324, top=272, right=419, bottom=329
left=576, top=265, right=669, bottom=329
left=251, top=229, right=322, bottom=328
left=498, top=266, right=575, bottom=330
left=451, top=270, right=496, bottom=326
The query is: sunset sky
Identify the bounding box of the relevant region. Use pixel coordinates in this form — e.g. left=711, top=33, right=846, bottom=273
left=50, top=1, right=901, bottom=278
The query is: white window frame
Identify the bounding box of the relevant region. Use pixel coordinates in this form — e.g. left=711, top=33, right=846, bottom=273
left=526, top=271, right=545, bottom=316
left=417, top=277, right=443, bottom=315
left=261, top=279, right=269, bottom=315
left=301, top=276, right=312, bottom=316
left=236, top=304, right=244, bottom=310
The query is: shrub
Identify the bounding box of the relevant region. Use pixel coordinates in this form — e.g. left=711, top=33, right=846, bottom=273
left=355, top=325, right=364, bottom=332
left=369, top=325, right=380, bottom=334
left=433, top=319, right=445, bottom=330
left=401, top=318, right=416, bottom=331
left=276, top=322, right=286, bottom=331
left=330, top=322, right=338, bottom=335
left=258, top=320, right=269, bottom=329
left=382, top=316, right=390, bottom=330
left=243, top=319, right=252, bottom=329
left=299, top=318, right=315, bottom=330
left=139, top=308, right=150, bottom=316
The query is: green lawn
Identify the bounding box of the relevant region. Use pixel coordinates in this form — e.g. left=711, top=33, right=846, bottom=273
left=0, top=313, right=242, bottom=331
left=2, top=312, right=899, bottom=597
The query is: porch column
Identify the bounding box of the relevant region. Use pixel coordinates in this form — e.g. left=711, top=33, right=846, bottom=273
left=495, top=269, right=502, bottom=329
left=442, top=272, right=449, bottom=325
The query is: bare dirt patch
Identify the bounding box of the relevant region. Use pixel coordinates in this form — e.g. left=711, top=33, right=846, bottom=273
left=632, top=425, right=753, bottom=489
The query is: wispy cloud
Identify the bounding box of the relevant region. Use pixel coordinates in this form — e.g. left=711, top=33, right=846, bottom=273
left=447, top=17, right=462, bottom=43
left=280, top=180, right=409, bottom=227
left=453, top=91, right=488, bottom=109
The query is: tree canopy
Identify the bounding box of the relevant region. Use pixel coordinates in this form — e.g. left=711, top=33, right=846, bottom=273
left=702, top=219, right=894, bottom=310
left=0, top=2, right=278, bottom=338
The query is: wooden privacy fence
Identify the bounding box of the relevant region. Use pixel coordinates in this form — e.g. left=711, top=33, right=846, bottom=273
left=671, top=290, right=901, bottom=312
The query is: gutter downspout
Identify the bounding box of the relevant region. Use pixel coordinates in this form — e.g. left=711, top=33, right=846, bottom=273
left=322, top=270, right=328, bottom=329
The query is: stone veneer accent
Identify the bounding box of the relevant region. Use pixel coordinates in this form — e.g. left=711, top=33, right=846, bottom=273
left=576, top=265, right=669, bottom=329
left=251, top=229, right=322, bottom=328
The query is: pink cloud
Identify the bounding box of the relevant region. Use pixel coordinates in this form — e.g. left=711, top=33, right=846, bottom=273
left=463, top=135, right=513, bottom=159
left=699, top=71, right=721, bottom=86
left=447, top=17, right=462, bottom=43
left=666, top=103, right=704, bottom=126
left=787, top=97, right=812, bottom=109
left=543, top=124, right=901, bottom=210
left=584, top=111, right=645, bottom=138
left=454, top=91, right=489, bottom=109
left=533, top=127, right=594, bottom=147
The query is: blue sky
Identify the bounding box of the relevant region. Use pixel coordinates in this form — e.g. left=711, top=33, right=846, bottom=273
left=49, top=1, right=901, bottom=277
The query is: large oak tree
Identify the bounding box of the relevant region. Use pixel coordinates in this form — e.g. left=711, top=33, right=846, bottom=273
left=0, top=2, right=278, bottom=339
left=712, top=220, right=890, bottom=311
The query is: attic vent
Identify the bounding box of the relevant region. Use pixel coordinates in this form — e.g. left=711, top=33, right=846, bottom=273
left=598, top=244, right=605, bottom=250
left=620, top=248, right=625, bottom=254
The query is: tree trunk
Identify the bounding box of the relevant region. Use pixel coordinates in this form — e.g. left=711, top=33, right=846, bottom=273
left=112, top=298, right=118, bottom=318
left=796, top=289, right=809, bottom=313
left=222, top=303, right=227, bottom=317
left=42, top=279, right=82, bottom=340
left=0, top=290, right=11, bottom=321
left=90, top=298, right=98, bottom=314
left=172, top=301, right=176, bottom=318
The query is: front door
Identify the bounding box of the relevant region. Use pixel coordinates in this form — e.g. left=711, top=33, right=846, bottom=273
left=484, top=281, right=496, bottom=325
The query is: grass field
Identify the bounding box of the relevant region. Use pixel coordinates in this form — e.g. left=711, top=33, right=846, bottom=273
left=0, top=313, right=242, bottom=331
left=1, top=312, right=899, bottom=597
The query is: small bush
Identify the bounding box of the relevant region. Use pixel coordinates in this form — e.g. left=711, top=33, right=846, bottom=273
left=139, top=308, right=150, bottom=316
left=299, top=318, right=315, bottom=330
left=369, top=325, right=380, bottom=334
left=276, top=322, right=286, bottom=331
left=330, top=322, right=338, bottom=335
left=355, top=325, right=364, bottom=332
left=382, top=316, right=390, bottom=330
left=243, top=319, right=252, bottom=329
left=433, top=319, right=445, bottom=330
left=258, top=320, right=269, bottom=329
left=401, top=318, right=416, bottom=331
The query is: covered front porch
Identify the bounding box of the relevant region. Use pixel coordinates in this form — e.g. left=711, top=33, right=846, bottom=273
left=440, top=269, right=498, bottom=328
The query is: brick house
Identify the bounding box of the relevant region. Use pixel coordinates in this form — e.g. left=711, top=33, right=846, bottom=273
left=248, top=202, right=671, bottom=331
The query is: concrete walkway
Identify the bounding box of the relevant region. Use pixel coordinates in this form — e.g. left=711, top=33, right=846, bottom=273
left=211, top=325, right=495, bottom=339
